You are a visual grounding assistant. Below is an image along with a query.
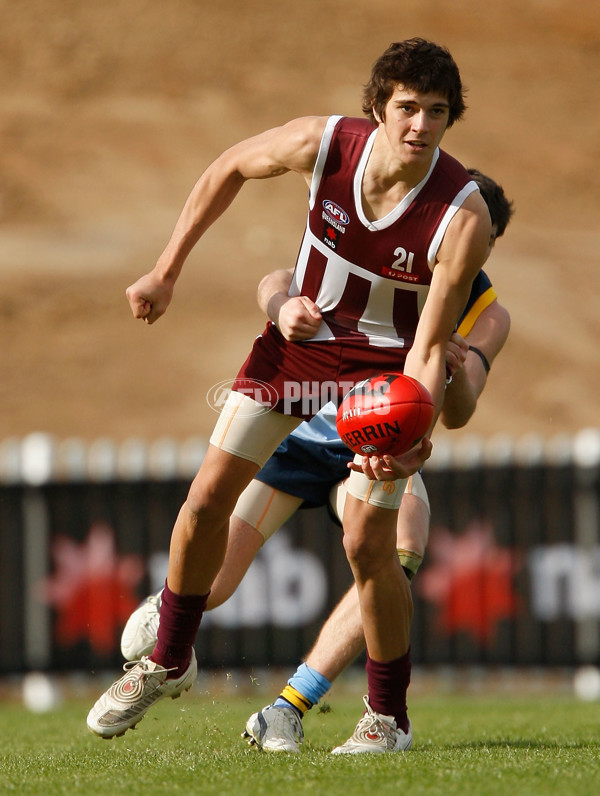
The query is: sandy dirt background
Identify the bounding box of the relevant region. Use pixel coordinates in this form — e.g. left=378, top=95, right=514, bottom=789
left=1, top=0, right=599, bottom=447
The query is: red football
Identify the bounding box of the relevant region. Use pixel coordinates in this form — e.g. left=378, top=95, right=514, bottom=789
left=336, top=373, right=434, bottom=457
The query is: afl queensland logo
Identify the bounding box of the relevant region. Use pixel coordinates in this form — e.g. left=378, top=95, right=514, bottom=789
left=322, top=200, right=350, bottom=226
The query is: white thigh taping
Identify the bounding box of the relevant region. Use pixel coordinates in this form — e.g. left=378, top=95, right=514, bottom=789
left=233, top=479, right=303, bottom=542
left=346, top=468, right=407, bottom=510
left=209, top=391, right=300, bottom=468
left=330, top=469, right=429, bottom=520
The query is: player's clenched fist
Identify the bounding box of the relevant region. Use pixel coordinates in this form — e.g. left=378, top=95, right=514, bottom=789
left=125, top=272, right=174, bottom=324
left=275, top=295, right=322, bottom=341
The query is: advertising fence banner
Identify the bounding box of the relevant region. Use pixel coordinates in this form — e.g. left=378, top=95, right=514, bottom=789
left=1, top=432, right=598, bottom=673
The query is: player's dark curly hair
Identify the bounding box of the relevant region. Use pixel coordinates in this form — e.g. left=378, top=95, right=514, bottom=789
left=467, top=169, right=515, bottom=237
left=362, top=38, right=467, bottom=127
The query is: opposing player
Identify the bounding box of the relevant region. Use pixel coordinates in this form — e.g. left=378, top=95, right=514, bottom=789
left=120, top=169, right=513, bottom=752
left=87, top=38, right=492, bottom=748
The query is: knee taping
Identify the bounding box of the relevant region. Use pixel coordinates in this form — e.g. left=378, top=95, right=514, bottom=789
left=398, top=548, right=423, bottom=580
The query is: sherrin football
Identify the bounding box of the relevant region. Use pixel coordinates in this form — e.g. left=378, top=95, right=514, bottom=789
left=336, top=373, right=434, bottom=457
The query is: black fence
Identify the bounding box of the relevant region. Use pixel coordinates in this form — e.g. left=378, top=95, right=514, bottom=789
left=1, top=432, right=599, bottom=674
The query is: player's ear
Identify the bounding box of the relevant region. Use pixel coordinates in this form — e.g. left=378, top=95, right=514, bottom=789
left=372, top=105, right=383, bottom=124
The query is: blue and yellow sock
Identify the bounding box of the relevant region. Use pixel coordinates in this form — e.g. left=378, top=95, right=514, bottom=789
left=273, top=663, right=332, bottom=717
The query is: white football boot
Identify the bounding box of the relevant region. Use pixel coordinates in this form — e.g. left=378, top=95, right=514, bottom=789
left=87, top=650, right=196, bottom=738
left=120, top=590, right=162, bottom=660
left=242, top=704, right=304, bottom=752
left=331, top=695, right=412, bottom=754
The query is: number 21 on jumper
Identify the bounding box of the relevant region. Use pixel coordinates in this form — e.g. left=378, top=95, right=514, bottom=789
left=391, top=246, right=415, bottom=273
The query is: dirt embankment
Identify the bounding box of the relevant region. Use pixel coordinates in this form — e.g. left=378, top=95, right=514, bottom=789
left=1, top=1, right=599, bottom=444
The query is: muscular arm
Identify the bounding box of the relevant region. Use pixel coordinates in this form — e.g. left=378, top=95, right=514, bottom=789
left=127, top=116, right=328, bottom=324
left=440, top=299, right=510, bottom=429
left=403, top=189, right=491, bottom=420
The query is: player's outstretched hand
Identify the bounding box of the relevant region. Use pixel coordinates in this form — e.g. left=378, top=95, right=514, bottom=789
left=348, top=437, right=433, bottom=480
left=125, top=272, right=174, bottom=324
left=276, top=295, right=322, bottom=341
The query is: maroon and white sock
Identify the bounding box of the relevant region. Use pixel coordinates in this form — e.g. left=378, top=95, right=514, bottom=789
left=150, top=581, right=209, bottom=678
left=365, top=649, right=411, bottom=734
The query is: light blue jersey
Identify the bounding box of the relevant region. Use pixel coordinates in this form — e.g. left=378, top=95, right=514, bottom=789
left=290, top=401, right=346, bottom=449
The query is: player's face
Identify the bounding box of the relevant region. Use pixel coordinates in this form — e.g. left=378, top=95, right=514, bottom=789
left=379, top=85, right=450, bottom=163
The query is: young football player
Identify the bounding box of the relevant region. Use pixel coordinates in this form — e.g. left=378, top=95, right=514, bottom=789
left=88, top=39, right=493, bottom=751
left=119, top=170, right=513, bottom=751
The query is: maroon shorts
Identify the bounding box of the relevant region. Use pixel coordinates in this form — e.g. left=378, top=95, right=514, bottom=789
left=232, top=323, right=407, bottom=420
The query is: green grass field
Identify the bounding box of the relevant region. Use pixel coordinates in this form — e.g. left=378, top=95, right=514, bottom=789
left=1, top=686, right=599, bottom=796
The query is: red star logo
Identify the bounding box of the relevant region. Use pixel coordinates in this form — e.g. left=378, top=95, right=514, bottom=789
left=326, top=226, right=337, bottom=240
left=416, top=520, right=521, bottom=644
left=39, top=524, right=144, bottom=655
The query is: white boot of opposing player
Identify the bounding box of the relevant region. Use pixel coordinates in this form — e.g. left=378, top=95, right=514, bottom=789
left=87, top=650, right=197, bottom=739
left=331, top=695, right=412, bottom=754
left=120, top=590, right=163, bottom=660
left=243, top=704, right=304, bottom=752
